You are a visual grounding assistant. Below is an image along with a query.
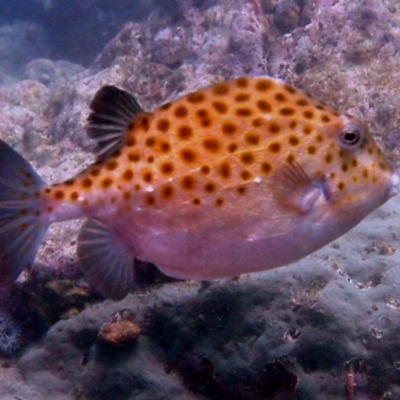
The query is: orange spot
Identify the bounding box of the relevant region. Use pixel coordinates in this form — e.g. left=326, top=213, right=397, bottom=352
left=236, top=77, right=249, bottom=88
left=192, top=198, right=201, bottom=205
left=296, top=99, right=309, bottom=106
left=308, top=145, right=317, bottom=155
left=157, top=119, right=170, bottom=133
left=202, top=138, right=221, bottom=153
left=228, top=143, right=238, bottom=153
left=255, top=79, right=272, bottom=91
left=261, top=162, right=272, bottom=174
left=161, top=184, right=174, bottom=199
left=252, top=117, right=263, bottom=127
left=139, top=116, right=150, bottom=131
left=284, top=84, right=297, bottom=94
left=160, top=102, right=172, bottom=110
left=212, top=101, right=228, bottom=114
left=215, top=198, right=224, bottom=207
left=180, top=148, right=197, bottom=163
left=275, top=93, right=287, bottom=102
left=245, top=133, right=260, bottom=145
left=289, top=120, right=297, bottom=129
left=289, top=135, right=299, bottom=146
left=321, top=114, right=331, bottom=123
left=218, top=161, right=231, bottom=179
left=178, top=125, right=193, bottom=140
left=187, top=92, right=205, bottom=103
left=102, top=177, right=113, bottom=188
left=160, top=142, right=171, bottom=153
left=82, top=178, right=93, bottom=188
left=212, top=82, right=230, bottom=95
left=128, top=151, right=140, bottom=162
left=144, top=193, right=156, bottom=206
left=123, top=191, right=131, bottom=200
left=240, top=170, right=252, bottom=180
left=200, top=165, right=210, bottom=175
left=237, top=186, right=247, bottom=195
left=181, top=176, right=196, bottom=190
left=105, top=159, right=118, bottom=170
left=90, top=167, right=101, bottom=177
left=303, top=110, right=314, bottom=119
left=325, top=154, right=333, bottom=164
left=240, top=152, right=255, bottom=165
left=70, top=191, right=79, bottom=201
left=303, top=126, right=312, bottom=135
left=53, top=190, right=65, bottom=200
left=269, top=122, right=281, bottom=135
left=204, top=182, right=216, bottom=193
left=175, top=105, right=189, bottom=118
left=287, top=154, right=295, bottom=163
left=268, top=142, right=281, bottom=153
left=142, top=171, right=153, bottom=183
left=280, top=107, right=295, bottom=116
left=160, top=162, right=175, bottom=175
left=236, top=108, right=252, bottom=117
left=145, top=137, right=156, bottom=147
left=257, top=100, right=272, bottom=113
left=235, top=93, right=250, bottom=102
left=221, top=121, right=237, bottom=135
left=126, top=136, right=136, bottom=147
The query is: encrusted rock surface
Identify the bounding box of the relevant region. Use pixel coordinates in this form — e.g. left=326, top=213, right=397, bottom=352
left=0, top=0, right=400, bottom=398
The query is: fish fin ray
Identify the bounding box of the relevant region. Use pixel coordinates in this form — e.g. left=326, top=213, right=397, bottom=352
left=271, top=161, right=327, bottom=214
left=87, top=85, right=145, bottom=162
left=77, top=218, right=135, bottom=300
left=0, top=140, right=49, bottom=286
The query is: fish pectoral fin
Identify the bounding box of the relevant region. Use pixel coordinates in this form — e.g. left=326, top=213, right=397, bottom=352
left=77, top=218, right=135, bottom=300
left=87, top=85, right=145, bottom=162
left=271, top=161, right=328, bottom=215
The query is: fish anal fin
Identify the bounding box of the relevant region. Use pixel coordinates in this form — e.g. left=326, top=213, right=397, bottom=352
left=87, top=85, right=145, bottom=162
left=77, top=218, right=135, bottom=300
left=271, top=161, right=329, bottom=215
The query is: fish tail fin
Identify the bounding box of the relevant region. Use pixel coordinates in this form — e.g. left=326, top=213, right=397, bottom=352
left=0, top=139, right=49, bottom=286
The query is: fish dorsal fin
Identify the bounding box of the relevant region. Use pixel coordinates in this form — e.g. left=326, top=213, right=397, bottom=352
left=87, top=85, right=145, bottom=162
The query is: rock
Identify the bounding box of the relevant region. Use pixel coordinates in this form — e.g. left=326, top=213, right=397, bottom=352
left=97, top=309, right=141, bottom=347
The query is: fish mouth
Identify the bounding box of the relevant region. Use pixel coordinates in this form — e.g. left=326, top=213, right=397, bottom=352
left=389, top=170, right=400, bottom=197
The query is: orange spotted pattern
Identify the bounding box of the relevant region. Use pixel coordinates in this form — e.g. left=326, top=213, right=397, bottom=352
left=43, top=76, right=392, bottom=215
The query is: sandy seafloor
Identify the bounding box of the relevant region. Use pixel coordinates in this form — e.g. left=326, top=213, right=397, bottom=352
left=0, top=0, right=400, bottom=399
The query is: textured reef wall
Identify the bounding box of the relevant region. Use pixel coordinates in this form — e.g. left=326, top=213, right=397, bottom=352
left=1, top=0, right=400, bottom=399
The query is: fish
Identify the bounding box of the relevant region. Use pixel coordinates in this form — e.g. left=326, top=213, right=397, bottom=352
left=0, top=76, right=398, bottom=299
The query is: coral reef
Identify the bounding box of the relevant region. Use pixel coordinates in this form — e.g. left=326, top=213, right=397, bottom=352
left=0, top=0, right=399, bottom=398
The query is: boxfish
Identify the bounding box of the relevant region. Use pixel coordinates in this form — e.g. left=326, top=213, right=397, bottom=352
left=0, top=76, right=398, bottom=299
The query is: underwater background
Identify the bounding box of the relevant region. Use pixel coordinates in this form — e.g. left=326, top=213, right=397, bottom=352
left=0, top=0, right=400, bottom=399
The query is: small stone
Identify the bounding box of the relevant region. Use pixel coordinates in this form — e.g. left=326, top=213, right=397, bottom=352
left=97, top=310, right=141, bottom=346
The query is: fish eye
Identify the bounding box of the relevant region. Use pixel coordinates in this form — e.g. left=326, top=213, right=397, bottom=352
left=335, top=124, right=364, bottom=150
